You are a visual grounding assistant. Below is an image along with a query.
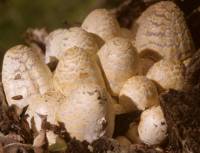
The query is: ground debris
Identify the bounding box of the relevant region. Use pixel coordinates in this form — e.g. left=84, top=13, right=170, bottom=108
left=160, top=87, right=200, bottom=153
left=185, top=49, right=200, bottom=89
left=24, top=28, right=48, bottom=53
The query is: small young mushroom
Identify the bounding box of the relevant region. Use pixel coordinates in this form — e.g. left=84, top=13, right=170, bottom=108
left=98, top=37, right=139, bottom=96
left=53, top=47, right=105, bottom=96
left=26, top=91, right=66, bottom=148
left=119, top=76, right=159, bottom=112
left=138, top=106, right=167, bottom=145
left=56, top=83, right=115, bottom=143
left=2, top=45, right=53, bottom=109
left=115, top=136, right=132, bottom=147
left=146, top=59, right=186, bottom=91
left=126, top=122, right=141, bottom=144
left=45, top=27, right=101, bottom=64
left=134, top=1, right=195, bottom=61
left=82, top=9, right=121, bottom=41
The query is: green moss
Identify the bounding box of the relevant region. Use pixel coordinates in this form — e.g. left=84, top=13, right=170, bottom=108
left=0, top=0, right=97, bottom=52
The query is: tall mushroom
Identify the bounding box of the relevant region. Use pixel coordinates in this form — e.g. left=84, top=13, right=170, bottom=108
left=134, top=1, right=195, bottom=61
left=98, top=37, right=139, bottom=96
left=57, top=83, right=115, bottom=143
left=53, top=47, right=105, bottom=96
left=2, top=45, right=53, bottom=109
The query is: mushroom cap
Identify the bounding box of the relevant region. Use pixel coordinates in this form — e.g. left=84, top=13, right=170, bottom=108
left=26, top=91, right=65, bottom=146
left=2, top=45, right=53, bottom=109
left=126, top=122, right=141, bottom=144
left=119, top=76, right=159, bottom=112
left=45, top=27, right=101, bottom=63
left=146, top=59, right=186, bottom=90
left=138, top=106, right=167, bottom=145
left=56, top=83, right=115, bottom=143
left=138, top=57, right=155, bottom=75
left=53, top=47, right=105, bottom=96
left=98, top=37, right=139, bottom=96
left=134, top=1, right=195, bottom=61
left=45, top=29, right=68, bottom=63
left=82, top=9, right=121, bottom=41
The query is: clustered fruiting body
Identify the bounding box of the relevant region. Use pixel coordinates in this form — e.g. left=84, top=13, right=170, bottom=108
left=98, top=37, right=139, bottom=96
left=2, top=45, right=53, bottom=109
left=138, top=106, right=167, bottom=145
left=119, top=76, right=159, bottom=112
left=134, top=1, right=195, bottom=61
left=1, top=0, right=196, bottom=150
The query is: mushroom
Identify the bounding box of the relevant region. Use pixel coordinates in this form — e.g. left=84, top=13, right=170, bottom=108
left=45, top=29, right=68, bottom=64
left=2, top=45, right=53, bottom=109
left=115, top=136, right=132, bottom=147
left=126, top=122, right=141, bottom=144
left=146, top=59, right=186, bottom=91
left=98, top=37, right=139, bottom=96
left=82, top=9, right=121, bottom=41
left=53, top=47, right=105, bottom=96
left=134, top=1, right=195, bottom=61
left=26, top=91, right=66, bottom=149
left=56, top=83, right=115, bottom=143
left=119, top=76, right=159, bottom=112
left=138, top=106, right=167, bottom=145
left=45, top=27, right=102, bottom=64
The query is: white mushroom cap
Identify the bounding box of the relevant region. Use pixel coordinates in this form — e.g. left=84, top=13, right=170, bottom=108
left=134, top=1, right=195, bottom=61
left=115, top=136, right=132, bottom=147
left=126, top=122, right=141, bottom=144
left=45, top=29, right=68, bottom=63
left=2, top=45, right=53, bottom=109
left=56, top=83, right=115, bottom=143
left=45, top=27, right=101, bottom=64
left=138, top=57, right=155, bottom=75
left=53, top=47, right=105, bottom=96
left=138, top=106, right=167, bottom=145
left=119, top=76, right=159, bottom=112
left=26, top=91, right=65, bottom=146
left=146, top=59, right=186, bottom=90
left=98, top=37, right=139, bottom=96
left=82, top=9, right=121, bottom=41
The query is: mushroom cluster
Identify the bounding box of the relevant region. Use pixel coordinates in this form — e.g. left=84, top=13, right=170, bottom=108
left=1, top=0, right=196, bottom=151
